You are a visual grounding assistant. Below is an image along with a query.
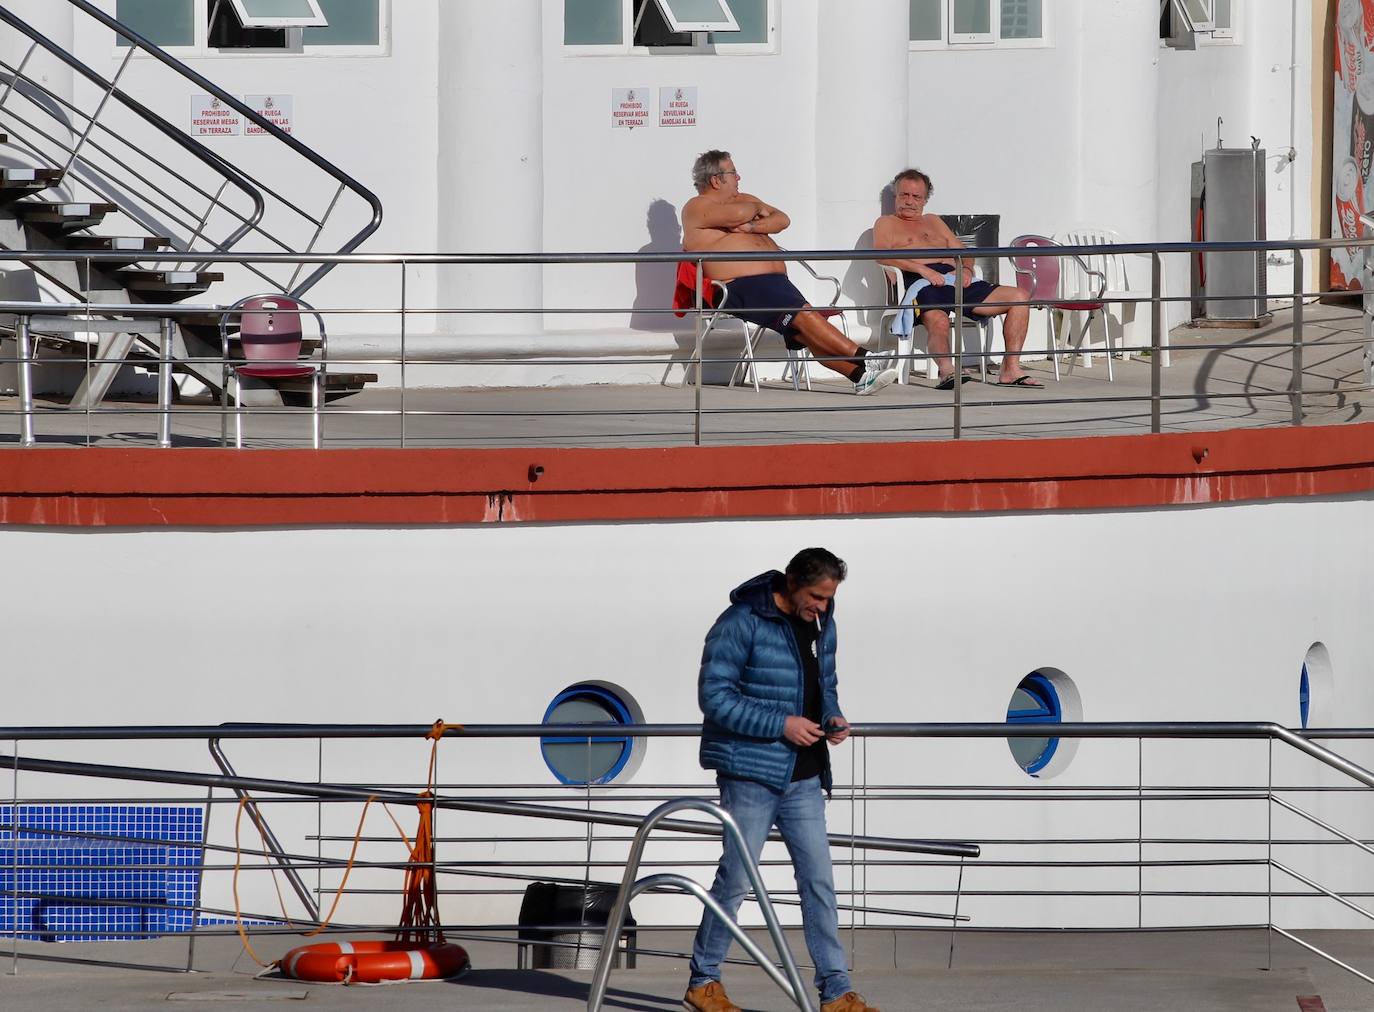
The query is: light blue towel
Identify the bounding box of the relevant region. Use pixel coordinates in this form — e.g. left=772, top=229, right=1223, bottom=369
left=889, top=267, right=981, bottom=337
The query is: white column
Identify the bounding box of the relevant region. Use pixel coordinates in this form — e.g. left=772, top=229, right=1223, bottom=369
left=436, top=3, right=544, bottom=335
left=1077, top=0, right=1159, bottom=244
left=814, top=0, right=910, bottom=258
left=0, top=1, right=75, bottom=109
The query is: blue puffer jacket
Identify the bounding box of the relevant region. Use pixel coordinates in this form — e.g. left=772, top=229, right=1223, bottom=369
left=698, top=571, right=843, bottom=792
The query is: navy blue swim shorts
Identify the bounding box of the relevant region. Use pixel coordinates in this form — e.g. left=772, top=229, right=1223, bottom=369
left=903, top=264, right=996, bottom=322
left=718, top=273, right=807, bottom=349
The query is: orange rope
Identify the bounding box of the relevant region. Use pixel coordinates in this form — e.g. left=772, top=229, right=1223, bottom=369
left=231, top=720, right=456, bottom=966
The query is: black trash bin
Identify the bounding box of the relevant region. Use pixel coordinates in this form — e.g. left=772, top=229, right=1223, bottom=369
left=517, top=881, right=636, bottom=970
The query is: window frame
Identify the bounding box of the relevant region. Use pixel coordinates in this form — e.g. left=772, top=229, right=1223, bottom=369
left=653, top=0, right=739, bottom=34
left=539, top=683, right=636, bottom=786
left=224, top=0, right=328, bottom=30
left=947, top=0, right=994, bottom=46
left=564, top=0, right=777, bottom=57
left=1006, top=672, right=1062, bottom=776
left=908, top=0, right=1051, bottom=53
left=113, top=0, right=391, bottom=58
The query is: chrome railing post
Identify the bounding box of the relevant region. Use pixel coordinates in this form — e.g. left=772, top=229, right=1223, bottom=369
left=587, top=797, right=814, bottom=1012
left=953, top=255, right=964, bottom=439
left=9, top=741, right=17, bottom=975
left=0, top=42, right=37, bottom=111
left=15, top=314, right=34, bottom=447
left=694, top=257, right=704, bottom=447
left=400, top=260, right=408, bottom=449
left=1150, top=253, right=1162, bottom=434
left=60, top=46, right=134, bottom=183
left=1137, top=736, right=1144, bottom=929
left=157, top=316, right=174, bottom=448
left=1265, top=737, right=1273, bottom=971
left=1291, top=253, right=1304, bottom=426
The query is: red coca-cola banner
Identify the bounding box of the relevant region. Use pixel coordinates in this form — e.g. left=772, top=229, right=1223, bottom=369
left=1332, top=0, right=1374, bottom=289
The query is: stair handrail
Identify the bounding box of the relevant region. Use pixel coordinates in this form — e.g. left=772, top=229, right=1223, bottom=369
left=579, top=798, right=815, bottom=1011
left=64, top=0, right=383, bottom=301
left=0, top=5, right=266, bottom=256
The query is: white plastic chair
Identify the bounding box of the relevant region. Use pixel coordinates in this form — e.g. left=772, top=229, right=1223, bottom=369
left=1057, top=225, right=1170, bottom=368
left=878, top=264, right=996, bottom=383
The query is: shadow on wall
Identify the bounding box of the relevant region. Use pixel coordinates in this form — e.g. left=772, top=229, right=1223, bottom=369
left=838, top=186, right=898, bottom=347
left=630, top=198, right=683, bottom=331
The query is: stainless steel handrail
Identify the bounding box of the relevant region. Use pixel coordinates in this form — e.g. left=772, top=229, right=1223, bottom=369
left=0, top=234, right=1367, bottom=446
left=587, top=798, right=814, bottom=1012
left=0, top=8, right=266, bottom=252
left=61, top=0, right=383, bottom=300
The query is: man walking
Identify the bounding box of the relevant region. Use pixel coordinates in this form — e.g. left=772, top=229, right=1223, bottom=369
left=684, top=548, right=879, bottom=1012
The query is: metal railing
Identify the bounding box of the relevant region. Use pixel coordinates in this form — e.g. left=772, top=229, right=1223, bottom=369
left=0, top=1, right=382, bottom=302
left=0, top=233, right=1368, bottom=447
left=0, top=719, right=1372, bottom=1002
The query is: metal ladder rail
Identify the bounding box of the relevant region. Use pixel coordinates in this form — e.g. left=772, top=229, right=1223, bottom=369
left=0, top=7, right=265, bottom=252
left=206, top=737, right=321, bottom=924
left=587, top=797, right=815, bottom=1012
left=66, top=0, right=383, bottom=301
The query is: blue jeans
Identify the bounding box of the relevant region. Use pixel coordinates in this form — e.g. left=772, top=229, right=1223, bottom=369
left=688, top=775, right=851, bottom=1003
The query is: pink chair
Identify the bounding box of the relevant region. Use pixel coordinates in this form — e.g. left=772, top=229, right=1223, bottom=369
left=1010, top=235, right=1109, bottom=382
left=219, top=295, right=325, bottom=448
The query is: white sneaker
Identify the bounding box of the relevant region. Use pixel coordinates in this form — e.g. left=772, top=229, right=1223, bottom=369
left=854, top=359, right=898, bottom=396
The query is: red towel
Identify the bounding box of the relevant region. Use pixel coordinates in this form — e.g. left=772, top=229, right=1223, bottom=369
left=672, top=261, right=718, bottom=317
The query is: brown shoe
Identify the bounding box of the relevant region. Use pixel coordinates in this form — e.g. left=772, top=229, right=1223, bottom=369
left=682, top=979, right=741, bottom=1012
left=821, top=992, right=881, bottom=1012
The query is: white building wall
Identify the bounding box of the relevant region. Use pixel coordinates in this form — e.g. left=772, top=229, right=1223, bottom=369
left=15, top=3, right=1325, bottom=372
left=0, top=495, right=1371, bottom=929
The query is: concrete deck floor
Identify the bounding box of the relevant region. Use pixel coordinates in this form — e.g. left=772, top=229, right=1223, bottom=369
left=0, top=927, right=1368, bottom=1010
left=2, top=302, right=1370, bottom=449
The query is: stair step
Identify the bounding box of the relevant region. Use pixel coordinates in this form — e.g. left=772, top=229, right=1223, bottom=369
left=65, top=236, right=172, bottom=254
left=118, top=269, right=224, bottom=291
left=14, top=200, right=118, bottom=230
left=116, top=269, right=223, bottom=304
left=0, top=167, right=62, bottom=194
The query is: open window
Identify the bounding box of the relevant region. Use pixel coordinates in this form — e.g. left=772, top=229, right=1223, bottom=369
left=565, top=0, right=767, bottom=53
left=649, top=0, right=738, bottom=33
left=224, top=0, right=328, bottom=28
left=1160, top=0, right=1228, bottom=48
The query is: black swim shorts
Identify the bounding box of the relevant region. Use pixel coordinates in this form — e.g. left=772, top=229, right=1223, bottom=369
left=903, top=264, right=996, bottom=322
left=718, top=273, right=807, bottom=350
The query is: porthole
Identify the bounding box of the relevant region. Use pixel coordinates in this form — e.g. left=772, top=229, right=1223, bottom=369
left=1005, top=668, right=1081, bottom=779
left=1300, top=643, right=1333, bottom=729
left=540, top=682, right=643, bottom=786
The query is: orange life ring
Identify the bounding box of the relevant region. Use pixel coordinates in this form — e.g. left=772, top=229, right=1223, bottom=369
left=280, top=940, right=470, bottom=984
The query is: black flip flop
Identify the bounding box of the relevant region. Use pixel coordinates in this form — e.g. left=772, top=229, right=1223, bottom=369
left=935, top=373, right=974, bottom=391
left=995, top=375, right=1044, bottom=389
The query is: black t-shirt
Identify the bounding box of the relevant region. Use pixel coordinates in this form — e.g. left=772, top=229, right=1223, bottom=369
left=786, top=609, right=827, bottom=782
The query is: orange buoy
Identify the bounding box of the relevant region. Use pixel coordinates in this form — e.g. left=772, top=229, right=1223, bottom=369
left=280, top=940, right=469, bottom=984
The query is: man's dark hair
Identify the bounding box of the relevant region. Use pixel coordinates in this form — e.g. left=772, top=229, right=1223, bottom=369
left=785, top=547, right=847, bottom=587
left=892, top=167, right=934, bottom=196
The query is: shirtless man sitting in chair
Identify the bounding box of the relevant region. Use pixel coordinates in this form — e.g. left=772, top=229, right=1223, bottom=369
left=874, top=167, right=1041, bottom=389
left=682, top=150, right=898, bottom=395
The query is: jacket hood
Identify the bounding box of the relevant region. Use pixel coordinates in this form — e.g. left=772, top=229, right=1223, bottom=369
left=729, top=570, right=836, bottom=625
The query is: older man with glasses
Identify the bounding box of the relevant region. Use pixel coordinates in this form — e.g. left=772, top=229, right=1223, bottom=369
left=682, top=150, right=898, bottom=396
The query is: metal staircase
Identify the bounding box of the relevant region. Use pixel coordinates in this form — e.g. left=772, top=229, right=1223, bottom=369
left=0, top=0, right=383, bottom=410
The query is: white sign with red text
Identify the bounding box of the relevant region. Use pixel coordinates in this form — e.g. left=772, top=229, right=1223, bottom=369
left=611, top=88, right=650, bottom=129
left=245, top=95, right=294, bottom=136
left=189, top=94, right=242, bottom=137
left=659, top=87, right=698, bottom=128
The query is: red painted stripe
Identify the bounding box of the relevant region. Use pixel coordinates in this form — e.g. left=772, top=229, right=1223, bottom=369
left=0, top=423, right=1371, bottom=528
left=1296, top=996, right=1328, bottom=1011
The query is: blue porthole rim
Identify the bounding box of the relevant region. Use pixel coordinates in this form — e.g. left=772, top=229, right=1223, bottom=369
left=540, top=683, right=636, bottom=786
left=1006, top=672, right=1063, bottom=776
